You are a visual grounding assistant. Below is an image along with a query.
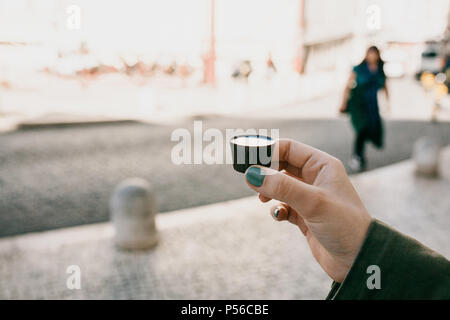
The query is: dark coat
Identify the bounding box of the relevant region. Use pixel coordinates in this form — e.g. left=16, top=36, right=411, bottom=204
left=327, top=219, right=450, bottom=299
left=346, top=62, right=385, bottom=148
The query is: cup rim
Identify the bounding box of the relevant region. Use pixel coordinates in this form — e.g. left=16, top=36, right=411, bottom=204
left=230, top=134, right=275, bottom=146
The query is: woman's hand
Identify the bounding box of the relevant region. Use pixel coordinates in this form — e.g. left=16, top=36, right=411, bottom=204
left=339, top=72, right=355, bottom=114
left=244, top=139, right=371, bottom=283
left=339, top=104, right=347, bottom=113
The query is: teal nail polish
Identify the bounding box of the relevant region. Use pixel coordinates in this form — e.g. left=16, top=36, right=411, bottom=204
left=246, top=167, right=265, bottom=187
left=274, top=208, right=279, bottom=218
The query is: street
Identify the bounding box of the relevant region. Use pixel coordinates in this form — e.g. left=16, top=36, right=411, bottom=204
left=1, top=115, right=450, bottom=237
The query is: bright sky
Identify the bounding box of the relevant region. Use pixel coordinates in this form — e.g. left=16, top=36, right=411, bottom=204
left=0, top=0, right=298, bottom=60
left=0, top=0, right=448, bottom=69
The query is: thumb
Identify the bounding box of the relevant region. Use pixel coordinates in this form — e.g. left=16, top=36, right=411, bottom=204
left=245, top=166, right=324, bottom=218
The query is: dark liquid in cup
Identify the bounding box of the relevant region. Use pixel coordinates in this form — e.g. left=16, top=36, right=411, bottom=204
left=230, top=135, right=275, bottom=173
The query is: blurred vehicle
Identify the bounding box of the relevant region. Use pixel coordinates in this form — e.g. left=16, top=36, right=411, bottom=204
left=440, top=58, right=450, bottom=91
left=416, top=41, right=444, bottom=80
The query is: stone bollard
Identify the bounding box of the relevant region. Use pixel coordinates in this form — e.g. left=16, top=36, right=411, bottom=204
left=110, top=178, right=158, bottom=250
left=438, top=145, right=450, bottom=181
left=412, top=137, right=441, bottom=176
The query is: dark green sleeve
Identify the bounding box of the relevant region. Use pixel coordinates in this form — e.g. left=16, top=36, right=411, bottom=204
left=326, top=219, right=450, bottom=300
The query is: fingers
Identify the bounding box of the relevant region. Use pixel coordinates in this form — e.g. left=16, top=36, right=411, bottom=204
left=258, top=171, right=302, bottom=204
left=245, top=165, right=325, bottom=219
left=271, top=203, right=290, bottom=221
left=258, top=170, right=301, bottom=203
left=272, top=139, right=331, bottom=184
left=270, top=203, right=309, bottom=236
left=272, top=139, right=323, bottom=170
left=258, top=193, right=272, bottom=203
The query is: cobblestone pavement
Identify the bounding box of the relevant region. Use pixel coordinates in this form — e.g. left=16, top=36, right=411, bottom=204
left=1, top=117, right=450, bottom=237
left=0, top=197, right=331, bottom=300
left=0, top=161, right=448, bottom=300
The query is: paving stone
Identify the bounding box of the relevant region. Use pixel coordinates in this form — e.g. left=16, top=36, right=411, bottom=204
left=0, top=161, right=448, bottom=299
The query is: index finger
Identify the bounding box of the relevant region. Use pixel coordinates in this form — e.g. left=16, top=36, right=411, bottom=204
left=272, top=138, right=326, bottom=170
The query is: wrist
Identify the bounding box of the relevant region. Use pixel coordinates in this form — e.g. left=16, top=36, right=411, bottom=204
left=334, top=215, right=373, bottom=282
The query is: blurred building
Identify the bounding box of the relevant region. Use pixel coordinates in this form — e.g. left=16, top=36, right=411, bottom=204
left=0, top=0, right=449, bottom=78
left=302, top=0, right=450, bottom=74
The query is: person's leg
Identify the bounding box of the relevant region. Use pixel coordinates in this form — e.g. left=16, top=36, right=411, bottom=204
left=355, top=130, right=367, bottom=159
left=352, top=129, right=368, bottom=171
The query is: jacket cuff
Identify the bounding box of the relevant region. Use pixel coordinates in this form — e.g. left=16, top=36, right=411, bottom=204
left=326, top=219, right=450, bottom=300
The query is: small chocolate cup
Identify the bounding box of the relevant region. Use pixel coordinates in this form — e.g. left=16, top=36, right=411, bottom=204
left=230, top=135, right=275, bottom=173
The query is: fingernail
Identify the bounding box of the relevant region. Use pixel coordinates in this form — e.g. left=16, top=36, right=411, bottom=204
left=274, top=208, right=280, bottom=218
left=246, top=167, right=265, bottom=187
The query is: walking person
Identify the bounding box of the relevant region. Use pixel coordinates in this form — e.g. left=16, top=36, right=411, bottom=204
left=340, top=46, right=389, bottom=172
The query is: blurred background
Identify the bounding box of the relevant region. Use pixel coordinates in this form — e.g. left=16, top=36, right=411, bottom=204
left=1, top=0, right=450, bottom=122
left=0, top=0, right=449, bottom=299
